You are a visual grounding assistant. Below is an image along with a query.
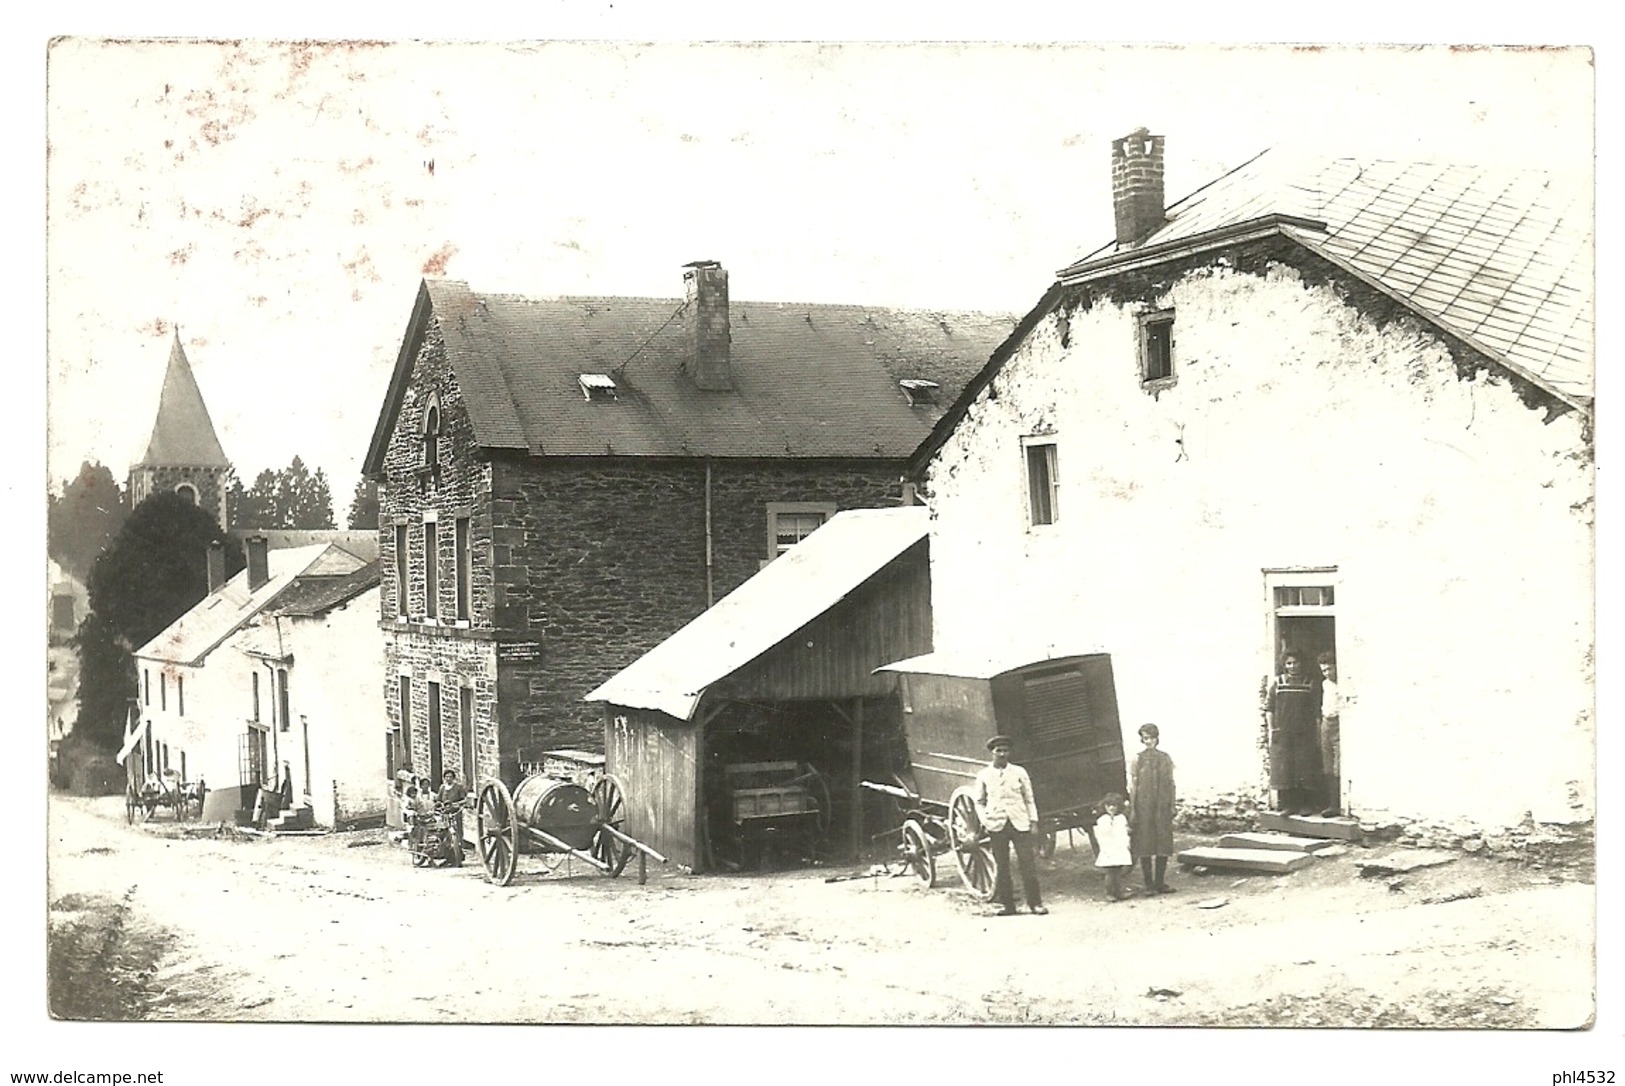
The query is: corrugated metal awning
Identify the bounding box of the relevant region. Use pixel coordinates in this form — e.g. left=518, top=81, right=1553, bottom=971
left=875, top=646, right=1110, bottom=681
left=585, top=507, right=930, bottom=721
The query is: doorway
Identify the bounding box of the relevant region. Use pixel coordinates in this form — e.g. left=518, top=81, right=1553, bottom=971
left=1265, top=573, right=1340, bottom=814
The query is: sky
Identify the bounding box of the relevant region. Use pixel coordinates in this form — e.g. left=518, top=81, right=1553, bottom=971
left=44, top=41, right=1595, bottom=510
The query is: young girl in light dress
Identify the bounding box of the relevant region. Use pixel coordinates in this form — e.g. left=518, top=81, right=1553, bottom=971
left=1094, top=791, right=1133, bottom=901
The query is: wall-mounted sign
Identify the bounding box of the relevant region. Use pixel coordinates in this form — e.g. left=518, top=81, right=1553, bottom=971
left=497, top=641, right=543, bottom=663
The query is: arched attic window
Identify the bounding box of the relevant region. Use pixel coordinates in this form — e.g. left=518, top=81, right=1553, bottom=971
left=418, top=395, right=443, bottom=493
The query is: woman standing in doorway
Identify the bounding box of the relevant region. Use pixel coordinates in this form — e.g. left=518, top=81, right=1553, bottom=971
left=1263, top=652, right=1321, bottom=814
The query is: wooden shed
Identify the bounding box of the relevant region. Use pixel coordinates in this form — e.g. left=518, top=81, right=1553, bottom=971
left=584, top=508, right=932, bottom=871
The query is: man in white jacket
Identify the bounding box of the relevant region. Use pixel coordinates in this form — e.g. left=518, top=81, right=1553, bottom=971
left=973, top=735, right=1047, bottom=916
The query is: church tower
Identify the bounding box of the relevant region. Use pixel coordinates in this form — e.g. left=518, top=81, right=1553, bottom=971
left=127, top=332, right=232, bottom=529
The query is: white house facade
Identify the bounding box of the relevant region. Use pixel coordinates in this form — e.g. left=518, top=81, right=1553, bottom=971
left=915, top=132, right=1593, bottom=838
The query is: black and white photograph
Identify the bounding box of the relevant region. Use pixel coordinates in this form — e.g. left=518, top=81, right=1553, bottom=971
left=26, top=17, right=1609, bottom=1077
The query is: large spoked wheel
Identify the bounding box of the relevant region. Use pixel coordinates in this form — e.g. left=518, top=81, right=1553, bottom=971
left=476, top=780, right=520, bottom=886
left=125, top=790, right=138, bottom=825
left=948, top=788, right=997, bottom=901
left=900, top=818, right=936, bottom=888
left=590, top=774, right=631, bottom=877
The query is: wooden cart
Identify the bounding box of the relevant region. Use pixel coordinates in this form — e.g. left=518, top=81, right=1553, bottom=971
left=126, top=766, right=205, bottom=824
left=473, top=772, right=668, bottom=886
left=863, top=652, right=1127, bottom=899
left=715, top=760, right=831, bottom=870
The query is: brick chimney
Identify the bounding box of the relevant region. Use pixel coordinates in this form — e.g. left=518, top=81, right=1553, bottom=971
left=206, top=540, right=226, bottom=594
left=1112, top=127, right=1166, bottom=246
left=683, top=260, right=732, bottom=391
left=247, top=535, right=270, bottom=591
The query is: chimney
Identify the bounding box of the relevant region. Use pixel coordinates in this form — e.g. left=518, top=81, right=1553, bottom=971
left=1112, top=127, right=1166, bottom=246
left=682, top=260, right=732, bottom=391
left=206, top=540, right=226, bottom=594
left=247, top=535, right=270, bottom=591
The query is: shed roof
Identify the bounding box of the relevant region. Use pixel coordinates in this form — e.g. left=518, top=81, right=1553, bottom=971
left=876, top=647, right=1110, bottom=681
left=1060, top=151, right=1593, bottom=404
left=133, top=545, right=365, bottom=666
left=363, top=279, right=1014, bottom=472
left=584, top=507, right=930, bottom=720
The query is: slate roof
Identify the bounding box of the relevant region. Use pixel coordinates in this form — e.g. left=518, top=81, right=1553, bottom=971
left=585, top=507, right=929, bottom=721
left=135, top=334, right=232, bottom=468
left=1060, top=151, right=1593, bottom=405
left=364, top=279, right=1015, bottom=471
left=230, top=529, right=380, bottom=563
left=267, top=561, right=382, bottom=617
left=133, top=545, right=364, bottom=666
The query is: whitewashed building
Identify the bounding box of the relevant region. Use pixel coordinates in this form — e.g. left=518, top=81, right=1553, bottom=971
left=912, top=130, right=1593, bottom=836
left=130, top=537, right=385, bottom=828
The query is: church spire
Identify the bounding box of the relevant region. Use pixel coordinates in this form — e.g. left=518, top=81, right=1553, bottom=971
left=135, top=331, right=230, bottom=469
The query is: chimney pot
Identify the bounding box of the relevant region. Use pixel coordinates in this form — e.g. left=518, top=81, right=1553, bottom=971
left=683, top=261, right=732, bottom=391
left=1112, top=127, right=1166, bottom=246
left=206, top=540, right=226, bottom=594
left=247, top=535, right=270, bottom=591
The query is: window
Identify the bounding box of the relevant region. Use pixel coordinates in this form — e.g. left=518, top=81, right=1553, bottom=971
left=460, top=686, right=476, bottom=787
left=423, top=521, right=439, bottom=620
left=765, top=502, right=837, bottom=559
left=177, top=676, right=185, bottom=717
left=144, top=669, right=150, bottom=706
left=455, top=517, right=471, bottom=622
left=1025, top=441, right=1060, bottom=526
left=395, top=524, right=410, bottom=618
left=1138, top=309, right=1175, bottom=385
left=252, top=671, right=260, bottom=722
left=277, top=669, right=291, bottom=732
left=160, top=674, right=167, bottom=711
left=578, top=373, right=618, bottom=401
left=424, top=403, right=441, bottom=473
left=175, top=483, right=197, bottom=505
left=398, top=676, right=413, bottom=756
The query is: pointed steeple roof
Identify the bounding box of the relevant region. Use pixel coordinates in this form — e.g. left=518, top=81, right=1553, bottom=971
left=135, top=332, right=231, bottom=468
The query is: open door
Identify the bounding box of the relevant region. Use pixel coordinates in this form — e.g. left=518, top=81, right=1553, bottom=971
left=1266, top=572, right=1340, bottom=815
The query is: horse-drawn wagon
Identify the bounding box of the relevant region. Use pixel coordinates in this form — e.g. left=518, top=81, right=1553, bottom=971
left=863, top=651, right=1127, bottom=899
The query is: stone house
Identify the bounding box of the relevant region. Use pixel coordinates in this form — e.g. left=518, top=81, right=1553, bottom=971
left=910, top=130, right=1593, bottom=838
left=130, top=537, right=385, bottom=828
left=360, top=263, right=1012, bottom=789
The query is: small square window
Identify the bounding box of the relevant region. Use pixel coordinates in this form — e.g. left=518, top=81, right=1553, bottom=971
left=1139, top=310, right=1175, bottom=385
left=1025, top=442, right=1060, bottom=526
left=765, top=502, right=837, bottom=559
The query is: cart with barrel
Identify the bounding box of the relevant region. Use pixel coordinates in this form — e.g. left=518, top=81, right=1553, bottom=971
left=474, top=772, right=668, bottom=886
left=862, top=651, right=1128, bottom=899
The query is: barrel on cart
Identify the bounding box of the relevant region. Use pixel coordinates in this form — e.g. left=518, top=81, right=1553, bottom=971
left=474, top=772, right=668, bottom=886
left=862, top=652, right=1128, bottom=899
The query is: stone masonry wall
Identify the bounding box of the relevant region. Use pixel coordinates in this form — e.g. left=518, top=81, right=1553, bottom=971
left=491, top=457, right=905, bottom=749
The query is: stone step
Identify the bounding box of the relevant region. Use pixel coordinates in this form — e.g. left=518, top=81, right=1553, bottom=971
left=1175, top=846, right=1316, bottom=874
left=1218, top=831, right=1341, bottom=853
left=1257, top=812, right=1363, bottom=841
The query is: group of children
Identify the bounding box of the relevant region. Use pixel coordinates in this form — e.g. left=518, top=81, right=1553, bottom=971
left=1091, top=723, right=1177, bottom=902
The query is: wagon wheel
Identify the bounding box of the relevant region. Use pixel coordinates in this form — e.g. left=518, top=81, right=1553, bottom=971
left=947, top=788, right=997, bottom=901
left=900, top=818, right=935, bottom=888
left=807, top=767, right=832, bottom=838
left=590, top=774, right=631, bottom=876
left=125, top=789, right=138, bottom=825
left=475, top=780, right=520, bottom=886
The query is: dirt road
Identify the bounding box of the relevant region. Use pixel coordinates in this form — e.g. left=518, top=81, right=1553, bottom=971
left=43, top=794, right=1593, bottom=1027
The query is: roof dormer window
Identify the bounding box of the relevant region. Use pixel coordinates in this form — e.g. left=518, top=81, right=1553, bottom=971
left=899, top=379, right=940, bottom=407
left=579, top=373, right=618, bottom=402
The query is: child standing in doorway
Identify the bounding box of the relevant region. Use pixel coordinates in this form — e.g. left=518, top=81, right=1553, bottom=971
left=1093, top=792, right=1133, bottom=901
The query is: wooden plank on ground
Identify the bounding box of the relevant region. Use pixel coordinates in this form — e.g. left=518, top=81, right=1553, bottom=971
left=1219, top=832, right=1340, bottom=853
left=1257, top=812, right=1363, bottom=841
left=1175, top=846, right=1316, bottom=874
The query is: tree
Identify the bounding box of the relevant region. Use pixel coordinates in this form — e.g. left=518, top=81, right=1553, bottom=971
left=73, top=492, right=244, bottom=751
left=47, top=461, right=129, bottom=581
left=228, top=457, right=335, bottom=529
left=346, top=476, right=380, bottom=530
